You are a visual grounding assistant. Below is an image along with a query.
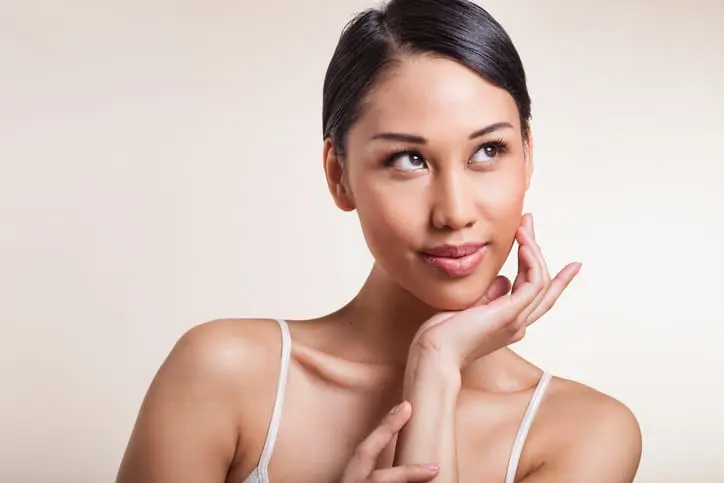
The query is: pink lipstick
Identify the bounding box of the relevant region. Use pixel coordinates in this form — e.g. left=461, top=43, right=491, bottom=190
left=420, top=243, right=488, bottom=278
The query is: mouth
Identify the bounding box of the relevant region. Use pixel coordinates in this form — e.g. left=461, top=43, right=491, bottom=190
left=419, top=242, right=489, bottom=278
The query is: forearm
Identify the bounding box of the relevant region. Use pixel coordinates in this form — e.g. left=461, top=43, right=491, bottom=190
left=393, top=349, right=461, bottom=482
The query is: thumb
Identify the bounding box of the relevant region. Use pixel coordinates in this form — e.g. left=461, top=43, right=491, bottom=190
left=475, top=275, right=511, bottom=306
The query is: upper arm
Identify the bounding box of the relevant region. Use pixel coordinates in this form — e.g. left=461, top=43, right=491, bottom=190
left=521, top=397, right=642, bottom=483
left=116, top=321, right=257, bottom=483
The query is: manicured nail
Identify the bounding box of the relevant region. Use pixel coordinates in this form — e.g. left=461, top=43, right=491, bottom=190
left=420, top=463, right=440, bottom=472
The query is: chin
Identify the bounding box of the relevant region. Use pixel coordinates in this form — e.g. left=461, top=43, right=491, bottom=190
left=410, top=276, right=496, bottom=312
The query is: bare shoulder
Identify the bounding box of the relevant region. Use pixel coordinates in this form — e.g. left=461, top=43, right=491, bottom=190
left=146, top=317, right=285, bottom=400
left=543, top=376, right=641, bottom=432
left=116, top=318, right=285, bottom=483
left=168, top=317, right=283, bottom=382
left=148, top=317, right=290, bottom=427
left=524, top=376, right=643, bottom=482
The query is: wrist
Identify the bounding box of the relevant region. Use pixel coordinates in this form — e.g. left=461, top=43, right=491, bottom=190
left=404, top=345, right=462, bottom=394
left=409, top=334, right=461, bottom=371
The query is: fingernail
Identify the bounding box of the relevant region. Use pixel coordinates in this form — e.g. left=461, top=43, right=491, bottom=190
left=570, top=263, right=582, bottom=278
left=390, top=401, right=406, bottom=414
left=420, top=463, right=440, bottom=472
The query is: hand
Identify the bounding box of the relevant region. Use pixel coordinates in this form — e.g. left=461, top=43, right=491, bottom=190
left=411, top=213, right=581, bottom=369
left=340, top=401, right=440, bottom=483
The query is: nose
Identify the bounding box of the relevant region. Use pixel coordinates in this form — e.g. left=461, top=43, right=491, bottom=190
left=430, top=169, right=477, bottom=231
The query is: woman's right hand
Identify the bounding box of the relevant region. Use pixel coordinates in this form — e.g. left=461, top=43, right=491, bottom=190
left=340, top=401, right=440, bottom=483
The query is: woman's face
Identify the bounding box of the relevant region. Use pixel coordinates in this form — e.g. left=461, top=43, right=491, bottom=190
left=327, top=55, right=532, bottom=311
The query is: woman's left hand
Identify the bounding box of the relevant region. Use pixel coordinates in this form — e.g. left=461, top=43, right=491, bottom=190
left=409, top=214, right=581, bottom=370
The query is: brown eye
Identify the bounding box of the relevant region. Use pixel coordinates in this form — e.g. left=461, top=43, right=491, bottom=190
left=387, top=152, right=428, bottom=171
left=483, top=145, right=498, bottom=157
left=470, top=141, right=508, bottom=165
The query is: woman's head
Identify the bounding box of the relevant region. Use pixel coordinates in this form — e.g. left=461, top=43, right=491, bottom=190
left=322, top=0, right=534, bottom=311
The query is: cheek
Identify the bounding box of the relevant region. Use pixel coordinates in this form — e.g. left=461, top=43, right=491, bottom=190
left=353, top=182, right=425, bottom=253
left=479, top=173, right=526, bottom=221
left=476, top=166, right=528, bottom=252
left=478, top=157, right=527, bottom=207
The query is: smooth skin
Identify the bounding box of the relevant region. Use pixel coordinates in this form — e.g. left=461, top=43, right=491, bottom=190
left=116, top=55, right=642, bottom=483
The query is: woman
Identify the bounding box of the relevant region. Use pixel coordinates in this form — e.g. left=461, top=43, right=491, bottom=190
left=116, top=0, right=642, bottom=481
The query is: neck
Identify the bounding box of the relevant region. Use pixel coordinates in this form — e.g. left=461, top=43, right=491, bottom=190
left=322, top=265, right=539, bottom=392
left=335, top=264, right=438, bottom=366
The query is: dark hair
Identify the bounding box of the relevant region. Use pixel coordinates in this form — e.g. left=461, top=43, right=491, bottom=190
left=322, top=0, right=532, bottom=160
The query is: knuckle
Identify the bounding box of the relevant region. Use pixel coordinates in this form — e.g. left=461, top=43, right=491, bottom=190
left=415, top=331, right=445, bottom=356
left=366, top=472, right=379, bottom=483
left=512, top=326, right=527, bottom=342
left=368, top=469, right=388, bottom=483
left=539, top=299, right=554, bottom=314
left=506, top=317, right=524, bottom=334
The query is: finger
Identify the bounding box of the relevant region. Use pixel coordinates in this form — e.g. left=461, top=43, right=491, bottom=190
left=440, top=254, right=533, bottom=361
left=512, top=244, right=526, bottom=292
left=513, top=240, right=549, bottom=323
left=475, top=275, right=511, bottom=306
left=511, top=213, right=533, bottom=292
left=485, top=245, right=543, bottom=320
left=342, top=402, right=412, bottom=481
left=512, top=216, right=549, bottom=293
left=522, top=216, right=551, bottom=281
left=439, top=246, right=542, bottom=363
left=513, top=222, right=554, bottom=322
left=527, top=212, right=535, bottom=238
left=512, top=227, right=528, bottom=293
left=367, top=464, right=440, bottom=482
left=526, top=262, right=581, bottom=325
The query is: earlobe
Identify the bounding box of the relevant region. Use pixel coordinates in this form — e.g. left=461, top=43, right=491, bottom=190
left=323, top=139, right=356, bottom=212
left=335, top=183, right=355, bottom=211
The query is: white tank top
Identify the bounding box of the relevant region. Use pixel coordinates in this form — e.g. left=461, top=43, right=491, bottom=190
left=242, top=319, right=552, bottom=483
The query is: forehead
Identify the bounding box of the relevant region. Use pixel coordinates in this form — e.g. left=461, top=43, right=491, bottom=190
left=354, top=55, right=521, bottom=136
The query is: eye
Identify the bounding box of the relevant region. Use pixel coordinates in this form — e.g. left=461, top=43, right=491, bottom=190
left=385, top=151, right=428, bottom=171
left=470, top=140, right=508, bottom=164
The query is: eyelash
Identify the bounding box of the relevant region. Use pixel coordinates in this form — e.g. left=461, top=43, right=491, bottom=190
left=382, top=139, right=510, bottom=168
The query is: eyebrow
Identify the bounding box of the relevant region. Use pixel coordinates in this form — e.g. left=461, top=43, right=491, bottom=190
left=370, top=122, right=514, bottom=144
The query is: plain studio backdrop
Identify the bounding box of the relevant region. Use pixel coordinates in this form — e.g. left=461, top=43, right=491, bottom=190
left=1, top=0, right=722, bottom=482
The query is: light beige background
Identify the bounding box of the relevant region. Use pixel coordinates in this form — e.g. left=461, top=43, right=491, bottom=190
left=1, top=1, right=722, bottom=482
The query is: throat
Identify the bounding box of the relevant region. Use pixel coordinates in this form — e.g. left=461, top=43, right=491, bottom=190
left=332, top=265, right=438, bottom=364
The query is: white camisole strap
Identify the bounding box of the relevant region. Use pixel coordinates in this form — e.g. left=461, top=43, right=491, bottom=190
left=243, top=321, right=549, bottom=483
left=504, top=371, right=553, bottom=483
left=242, top=318, right=292, bottom=483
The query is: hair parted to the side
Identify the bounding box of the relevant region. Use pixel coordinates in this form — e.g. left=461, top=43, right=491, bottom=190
left=322, top=0, right=532, bottom=161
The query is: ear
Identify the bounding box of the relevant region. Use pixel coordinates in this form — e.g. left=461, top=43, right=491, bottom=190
left=523, top=129, right=534, bottom=191
left=323, top=139, right=356, bottom=212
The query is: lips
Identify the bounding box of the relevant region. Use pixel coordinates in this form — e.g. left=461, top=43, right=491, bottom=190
left=422, top=243, right=486, bottom=258
left=420, top=243, right=488, bottom=278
